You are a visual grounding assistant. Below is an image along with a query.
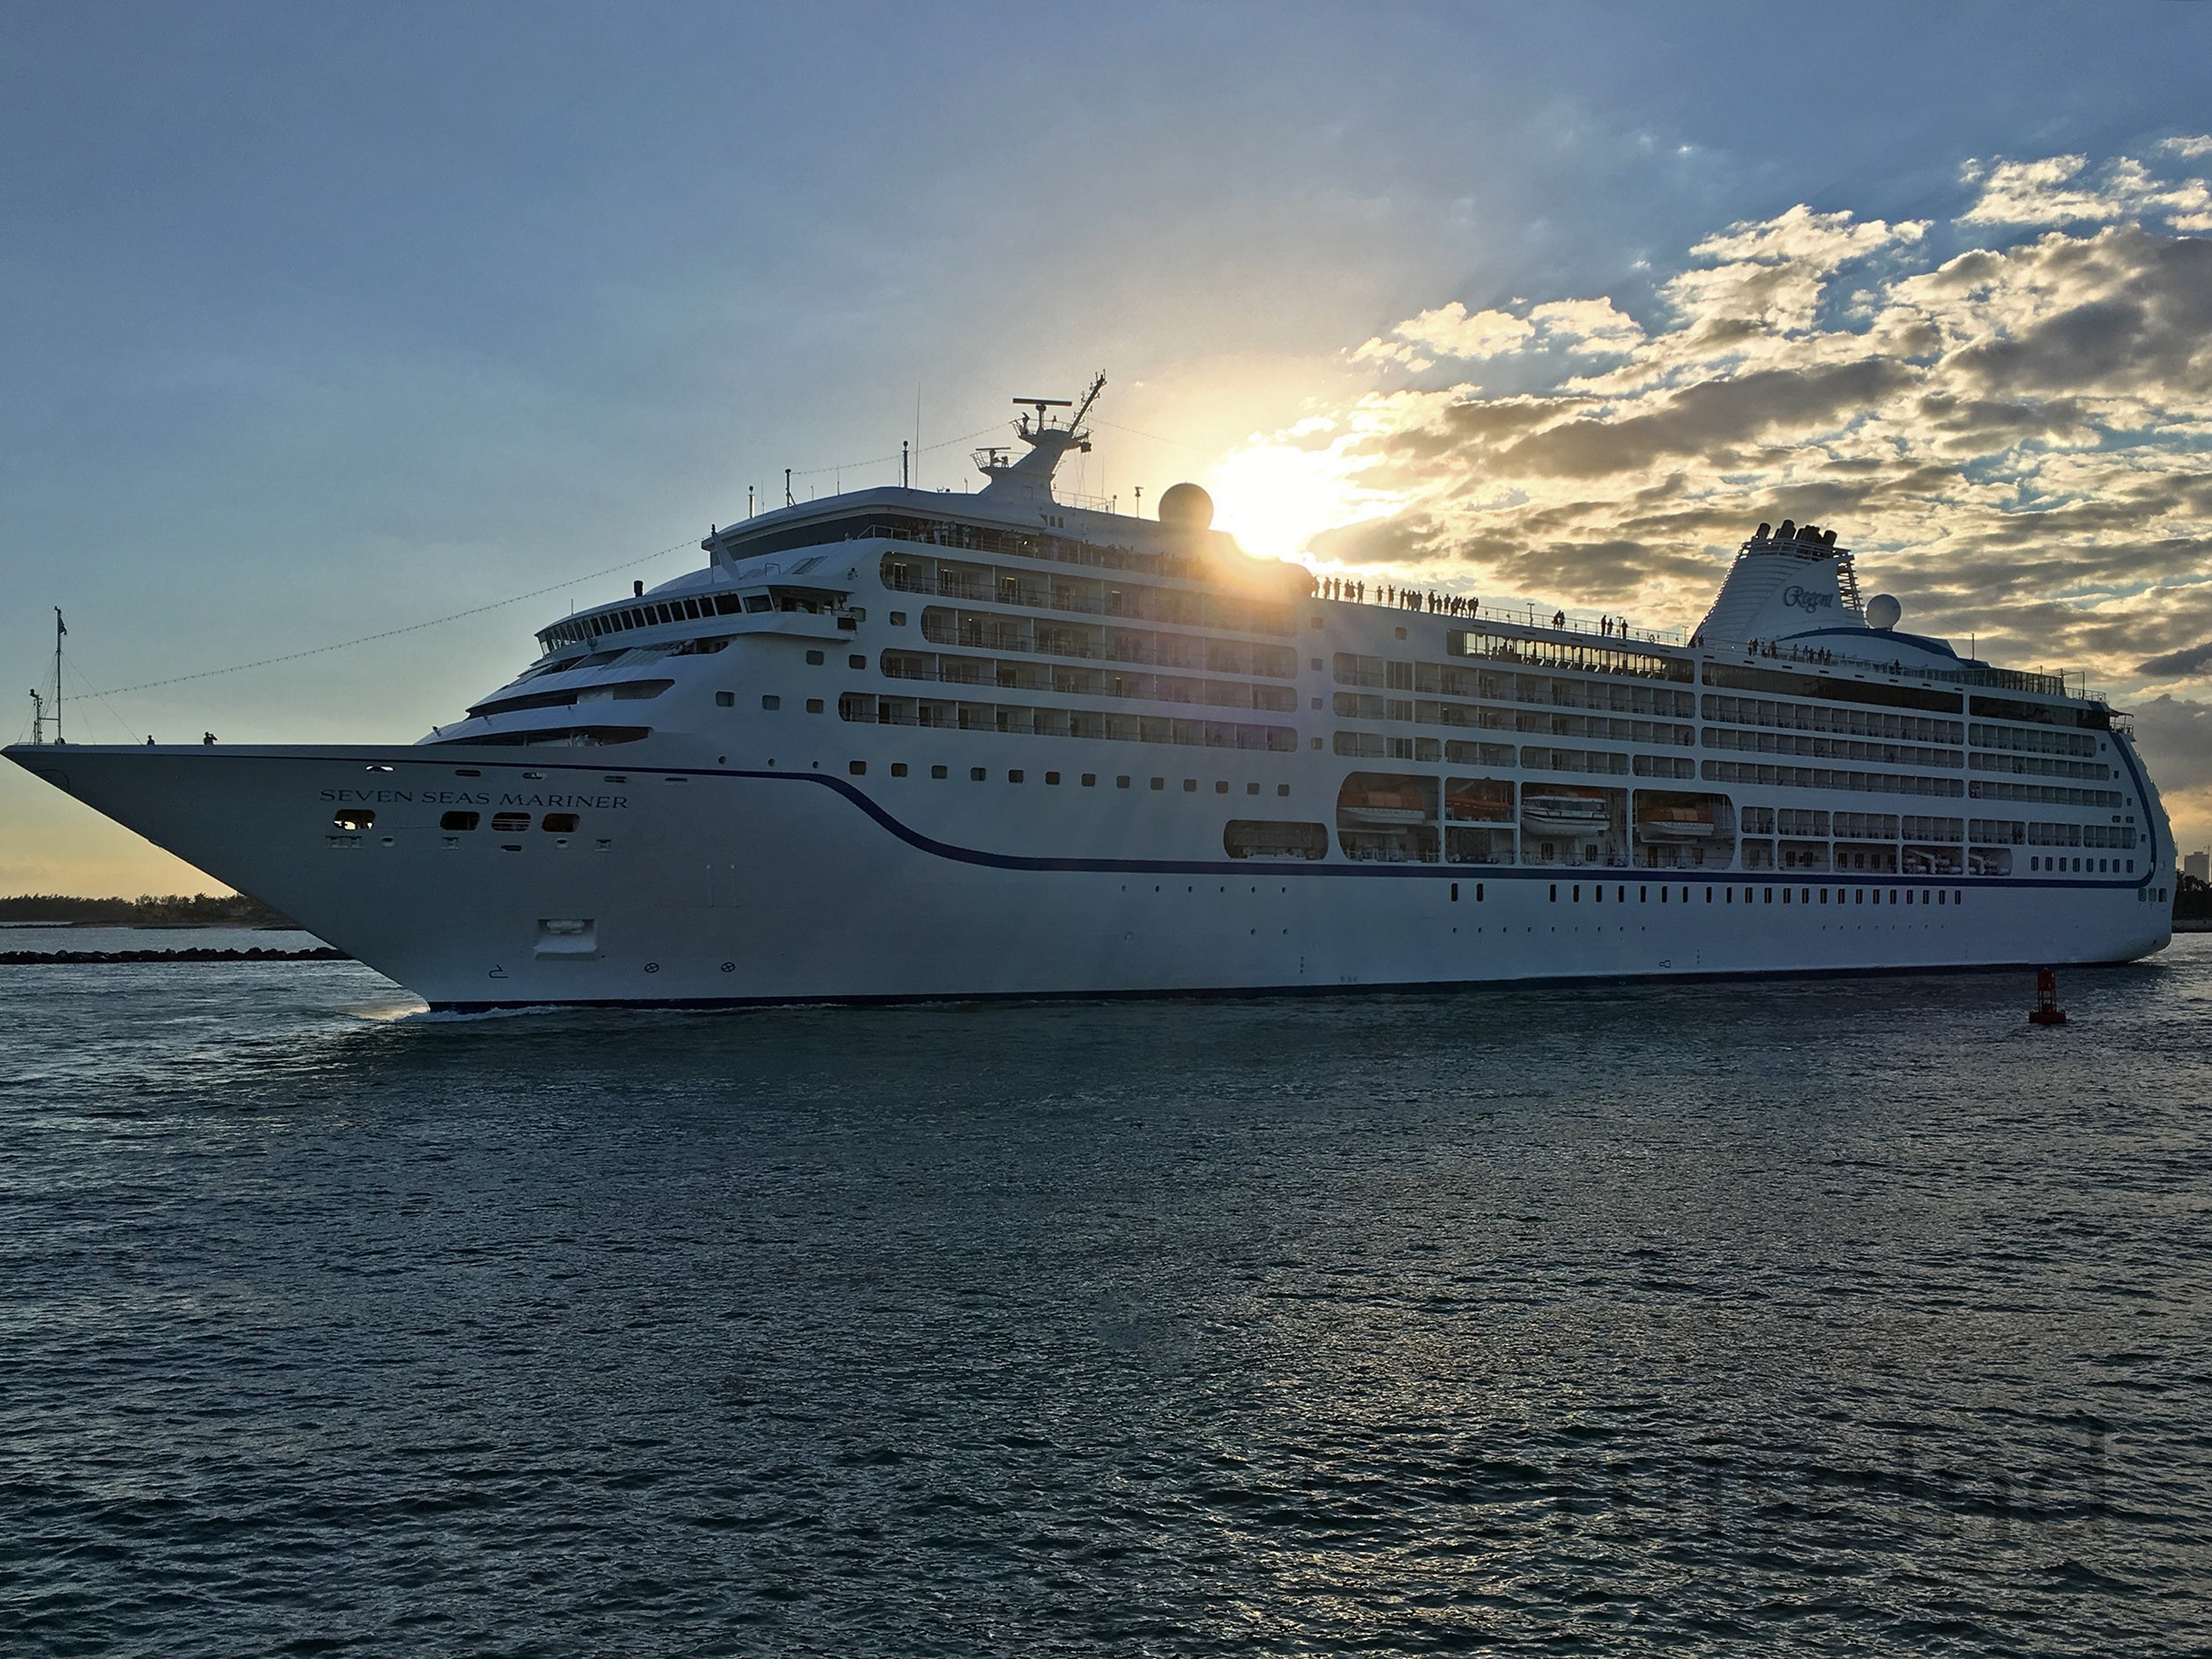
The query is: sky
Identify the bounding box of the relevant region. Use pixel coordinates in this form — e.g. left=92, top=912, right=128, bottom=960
left=4, top=1, right=2210, bottom=892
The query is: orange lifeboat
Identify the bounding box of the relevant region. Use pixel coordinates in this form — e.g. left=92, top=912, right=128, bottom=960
left=1337, top=783, right=1431, bottom=826
left=1636, top=803, right=1720, bottom=841
left=1445, top=780, right=1513, bottom=822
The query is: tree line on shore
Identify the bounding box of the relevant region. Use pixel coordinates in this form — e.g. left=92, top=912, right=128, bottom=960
left=0, top=893, right=298, bottom=927
left=2180, top=873, right=2211, bottom=922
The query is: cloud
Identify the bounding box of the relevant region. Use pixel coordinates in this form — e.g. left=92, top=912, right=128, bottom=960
left=1218, top=141, right=2212, bottom=845
left=1959, top=150, right=2212, bottom=231
left=1353, top=295, right=1643, bottom=365
left=2139, top=641, right=2212, bottom=680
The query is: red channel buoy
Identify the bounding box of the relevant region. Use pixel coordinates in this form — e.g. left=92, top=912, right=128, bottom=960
left=2029, top=967, right=2067, bottom=1026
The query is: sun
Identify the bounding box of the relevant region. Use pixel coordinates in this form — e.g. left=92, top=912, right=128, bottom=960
left=1202, top=437, right=1392, bottom=565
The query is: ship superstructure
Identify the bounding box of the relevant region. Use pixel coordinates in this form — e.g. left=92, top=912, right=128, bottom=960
left=5, top=385, right=2177, bottom=1007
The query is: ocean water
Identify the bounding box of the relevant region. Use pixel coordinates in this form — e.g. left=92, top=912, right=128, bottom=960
left=3, top=942, right=2208, bottom=1656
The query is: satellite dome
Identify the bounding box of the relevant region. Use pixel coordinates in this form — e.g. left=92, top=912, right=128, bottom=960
left=1866, top=593, right=1902, bottom=631
left=1157, top=481, right=1214, bottom=530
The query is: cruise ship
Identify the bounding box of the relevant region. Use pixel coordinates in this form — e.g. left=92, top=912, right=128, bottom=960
left=5, top=382, right=2178, bottom=1008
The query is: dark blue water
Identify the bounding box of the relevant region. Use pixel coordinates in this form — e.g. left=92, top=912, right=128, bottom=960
left=4, top=941, right=2208, bottom=1655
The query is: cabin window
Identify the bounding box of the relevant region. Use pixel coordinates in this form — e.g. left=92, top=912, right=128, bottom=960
left=805, top=650, right=825, bottom=665
left=970, top=767, right=987, bottom=781
left=542, top=813, right=579, bottom=833
left=715, top=691, right=735, bottom=707
left=1277, top=784, right=1290, bottom=797
left=492, top=811, right=530, bottom=833
left=1451, top=883, right=1459, bottom=901
left=1150, top=777, right=1164, bottom=790
left=932, top=765, right=947, bottom=779
left=849, top=761, right=867, bottom=775
left=1008, top=769, right=1023, bottom=783
left=1046, top=772, right=1061, bottom=785
left=849, top=653, right=866, bottom=669
left=454, top=768, right=481, bottom=777
left=805, top=699, right=824, bottom=714
left=1215, top=781, right=1229, bottom=795
left=332, top=808, right=376, bottom=831
left=891, top=763, right=908, bottom=777
left=440, top=811, right=479, bottom=832
left=1184, top=779, right=1198, bottom=792
left=890, top=612, right=906, bottom=626
left=1082, top=774, right=1096, bottom=787
left=761, top=695, right=781, bottom=710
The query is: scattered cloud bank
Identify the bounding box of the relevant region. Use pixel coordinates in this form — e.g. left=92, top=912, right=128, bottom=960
left=1233, top=140, right=2212, bottom=844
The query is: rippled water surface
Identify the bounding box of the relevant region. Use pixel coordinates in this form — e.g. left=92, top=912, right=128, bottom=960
left=4, top=942, right=2208, bottom=1655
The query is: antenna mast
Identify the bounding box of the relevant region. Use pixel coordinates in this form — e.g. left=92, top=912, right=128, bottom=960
left=52, top=608, right=64, bottom=745
left=1070, top=371, right=1106, bottom=432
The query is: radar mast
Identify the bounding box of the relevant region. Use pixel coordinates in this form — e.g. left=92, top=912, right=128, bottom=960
left=974, top=373, right=1106, bottom=509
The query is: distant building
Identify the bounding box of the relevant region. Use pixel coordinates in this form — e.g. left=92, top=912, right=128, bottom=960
left=2187, top=849, right=2210, bottom=884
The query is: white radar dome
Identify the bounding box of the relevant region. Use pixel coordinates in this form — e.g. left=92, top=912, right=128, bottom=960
left=1157, top=481, right=1214, bottom=530
left=1866, top=593, right=1902, bottom=631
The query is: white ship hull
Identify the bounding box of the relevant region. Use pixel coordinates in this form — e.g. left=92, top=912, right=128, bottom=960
left=7, top=741, right=2172, bottom=1010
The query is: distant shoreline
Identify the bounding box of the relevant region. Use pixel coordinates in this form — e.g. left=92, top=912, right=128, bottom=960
left=0, top=945, right=350, bottom=965
left=0, top=920, right=306, bottom=931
